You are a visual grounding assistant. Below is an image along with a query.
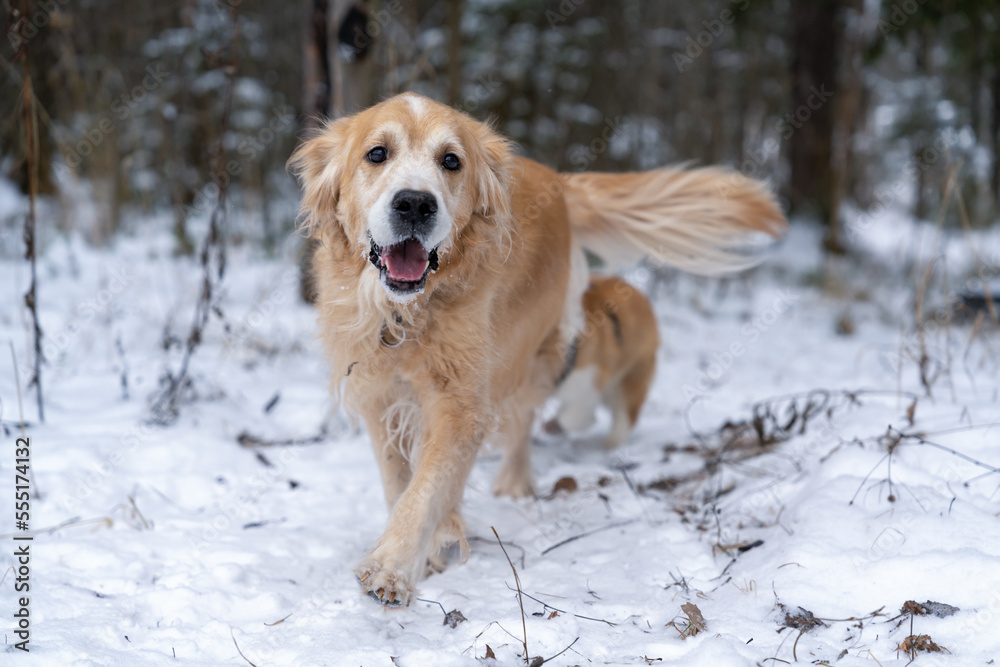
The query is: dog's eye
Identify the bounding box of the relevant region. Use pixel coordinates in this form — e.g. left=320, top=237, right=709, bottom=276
left=441, top=153, right=461, bottom=172
left=367, top=146, right=388, bottom=164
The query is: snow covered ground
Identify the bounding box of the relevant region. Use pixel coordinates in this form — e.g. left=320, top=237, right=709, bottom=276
left=2, top=204, right=999, bottom=666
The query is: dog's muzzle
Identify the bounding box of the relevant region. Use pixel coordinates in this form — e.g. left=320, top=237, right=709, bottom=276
left=369, top=236, right=440, bottom=297
left=368, top=190, right=442, bottom=298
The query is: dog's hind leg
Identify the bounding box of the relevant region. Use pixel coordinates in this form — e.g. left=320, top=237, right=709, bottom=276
left=621, top=356, right=656, bottom=428
left=492, top=397, right=538, bottom=498
left=602, top=385, right=630, bottom=449
left=550, top=365, right=601, bottom=433
left=603, top=359, right=656, bottom=449
left=494, top=329, right=571, bottom=497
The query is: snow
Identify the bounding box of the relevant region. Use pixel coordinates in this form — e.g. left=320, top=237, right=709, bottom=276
left=1, top=197, right=999, bottom=665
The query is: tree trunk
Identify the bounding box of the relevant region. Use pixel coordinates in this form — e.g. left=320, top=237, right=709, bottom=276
left=990, top=71, right=1000, bottom=207
left=446, top=0, right=463, bottom=106
left=830, top=0, right=867, bottom=249
left=304, top=0, right=332, bottom=125
left=788, top=0, right=840, bottom=248
left=329, top=0, right=377, bottom=116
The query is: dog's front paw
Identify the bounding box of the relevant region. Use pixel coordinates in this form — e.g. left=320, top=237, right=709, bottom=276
left=355, top=559, right=416, bottom=608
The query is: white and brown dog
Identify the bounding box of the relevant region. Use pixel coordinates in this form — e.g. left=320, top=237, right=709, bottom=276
left=544, top=276, right=660, bottom=449
left=289, top=92, right=785, bottom=607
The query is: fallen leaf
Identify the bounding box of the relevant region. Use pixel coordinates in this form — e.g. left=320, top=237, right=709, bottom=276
left=553, top=476, right=578, bottom=494
left=484, top=644, right=495, bottom=659
left=670, top=602, right=707, bottom=638
left=682, top=602, right=706, bottom=629
left=443, top=609, right=467, bottom=628
left=898, top=634, right=947, bottom=655
left=547, top=610, right=559, bottom=619
left=783, top=606, right=824, bottom=630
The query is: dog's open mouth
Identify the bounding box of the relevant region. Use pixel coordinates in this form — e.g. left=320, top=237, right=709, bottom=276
left=369, top=237, right=439, bottom=295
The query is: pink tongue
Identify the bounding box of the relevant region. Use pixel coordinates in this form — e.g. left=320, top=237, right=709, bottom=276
left=383, top=239, right=429, bottom=281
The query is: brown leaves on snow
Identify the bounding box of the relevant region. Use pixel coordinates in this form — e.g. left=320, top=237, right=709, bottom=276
left=443, top=609, right=467, bottom=628
left=898, top=634, right=948, bottom=659
left=669, top=602, right=707, bottom=639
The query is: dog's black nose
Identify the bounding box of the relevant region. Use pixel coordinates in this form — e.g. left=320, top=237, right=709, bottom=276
left=391, top=190, right=438, bottom=228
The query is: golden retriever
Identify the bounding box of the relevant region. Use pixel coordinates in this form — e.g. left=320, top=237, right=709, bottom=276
left=289, top=92, right=785, bottom=607
left=544, top=276, right=659, bottom=449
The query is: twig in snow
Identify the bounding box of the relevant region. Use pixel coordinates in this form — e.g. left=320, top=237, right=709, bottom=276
left=417, top=597, right=447, bottom=617
left=236, top=425, right=328, bottom=448
left=230, top=629, right=257, bottom=667
left=913, top=167, right=955, bottom=398
left=539, top=519, right=637, bottom=556
left=849, top=452, right=891, bottom=506
left=955, top=174, right=998, bottom=324
left=538, top=637, right=579, bottom=665
left=7, top=340, right=41, bottom=496
left=470, top=535, right=526, bottom=569
left=792, top=628, right=809, bottom=661
left=9, top=340, right=26, bottom=434
left=893, top=427, right=1000, bottom=485
left=416, top=597, right=467, bottom=628
left=492, top=526, right=531, bottom=666
left=263, top=613, right=292, bottom=626
left=662, top=569, right=691, bottom=595
left=0, top=516, right=111, bottom=539
left=852, top=424, right=1000, bottom=503
left=502, top=584, right=616, bottom=626
left=811, top=606, right=886, bottom=623
left=115, top=335, right=129, bottom=400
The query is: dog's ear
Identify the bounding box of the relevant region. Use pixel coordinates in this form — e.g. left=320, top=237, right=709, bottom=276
left=288, top=116, right=353, bottom=237
left=470, top=121, right=514, bottom=222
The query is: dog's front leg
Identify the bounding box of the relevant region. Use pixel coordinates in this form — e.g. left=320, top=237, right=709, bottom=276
left=355, top=387, right=487, bottom=607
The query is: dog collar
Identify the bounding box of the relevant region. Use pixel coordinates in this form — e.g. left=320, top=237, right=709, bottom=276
left=554, top=335, right=580, bottom=386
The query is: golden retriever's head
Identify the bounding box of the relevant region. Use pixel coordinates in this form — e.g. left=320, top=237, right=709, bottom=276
left=289, top=93, right=514, bottom=303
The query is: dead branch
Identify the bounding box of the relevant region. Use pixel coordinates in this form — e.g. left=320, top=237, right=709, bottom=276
left=539, top=519, right=637, bottom=556
left=492, top=526, right=531, bottom=666
left=18, top=0, right=44, bottom=423
left=151, top=5, right=241, bottom=424
left=502, top=583, right=616, bottom=626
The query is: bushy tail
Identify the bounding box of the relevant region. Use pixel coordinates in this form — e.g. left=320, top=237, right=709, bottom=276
left=561, top=166, right=787, bottom=274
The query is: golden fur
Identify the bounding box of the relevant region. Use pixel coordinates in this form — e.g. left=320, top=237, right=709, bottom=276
left=289, top=92, right=786, bottom=607
left=545, top=277, right=659, bottom=449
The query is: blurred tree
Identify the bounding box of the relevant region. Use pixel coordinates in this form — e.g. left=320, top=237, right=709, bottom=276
left=304, top=0, right=332, bottom=124
left=3, top=0, right=998, bottom=256
left=873, top=0, right=1000, bottom=225
left=788, top=0, right=842, bottom=250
